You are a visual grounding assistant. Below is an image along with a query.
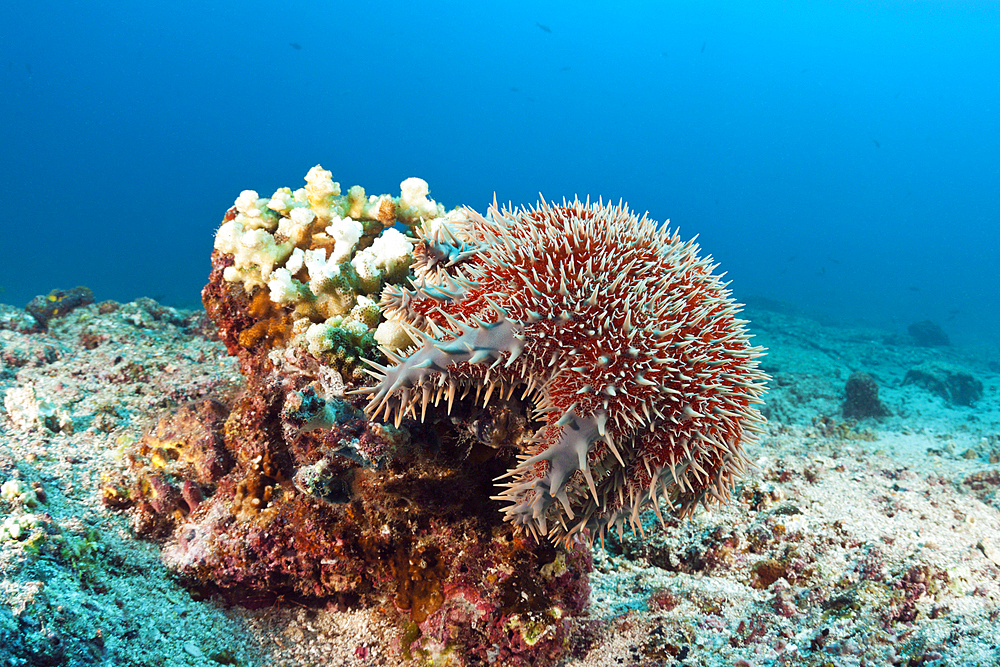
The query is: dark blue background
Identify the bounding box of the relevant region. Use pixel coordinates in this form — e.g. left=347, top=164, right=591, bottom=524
left=3, top=1, right=997, bottom=345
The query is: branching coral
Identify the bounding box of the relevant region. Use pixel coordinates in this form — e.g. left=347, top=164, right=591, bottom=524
left=203, top=165, right=445, bottom=380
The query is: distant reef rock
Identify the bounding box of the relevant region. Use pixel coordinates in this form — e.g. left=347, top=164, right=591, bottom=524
left=903, top=361, right=983, bottom=407
left=842, top=371, right=890, bottom=419
left=25, top=286, right=95, bottom=330
left=907, top=320, right=951, bottom=347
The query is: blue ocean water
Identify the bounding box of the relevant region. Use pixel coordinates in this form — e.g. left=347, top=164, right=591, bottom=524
left=2, top=1, right=997, bottom=346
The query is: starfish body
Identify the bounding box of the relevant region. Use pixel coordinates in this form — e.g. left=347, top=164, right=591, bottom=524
left=362, top=198, right=767, bottom=542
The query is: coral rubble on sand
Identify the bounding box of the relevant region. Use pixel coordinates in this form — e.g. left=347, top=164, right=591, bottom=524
left=0, top=299, right=256, bottom=666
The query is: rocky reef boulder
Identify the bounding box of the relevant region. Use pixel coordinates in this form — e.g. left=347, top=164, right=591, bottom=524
left=903, top=361, right=983, bottom=407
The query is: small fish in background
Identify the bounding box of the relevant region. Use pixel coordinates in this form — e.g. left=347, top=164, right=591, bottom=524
left=701, top=41, right=706, bottom=52
left=871, top=137, right=881, bottom=148
left=288, top=42, right=302, bottom=50
left=946, top=309, right=960, bottom=321
left=559, top=66, right=571, bottom=71
left=536, top=22, right=552, bottom=33
left=909, top=286, right=920, bottom=291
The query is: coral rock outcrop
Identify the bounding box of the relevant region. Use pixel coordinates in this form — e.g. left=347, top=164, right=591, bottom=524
left=841, top=372, right=890, bottom=419
left=117, top=169, right=597, bottom=665
left=903, top=361, right=983, bottom=407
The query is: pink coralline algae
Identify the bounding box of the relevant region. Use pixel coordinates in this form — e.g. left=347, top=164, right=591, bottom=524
left=112, top=172, right=765, bottom=665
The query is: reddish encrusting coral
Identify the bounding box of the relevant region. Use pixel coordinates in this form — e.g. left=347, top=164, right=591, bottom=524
left=135, top=371, right=588, bottom=663
left=201, top=252, right=276, bottom=375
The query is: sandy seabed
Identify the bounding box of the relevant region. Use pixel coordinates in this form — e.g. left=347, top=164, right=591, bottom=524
left=1, top=297, right=998, bottom=667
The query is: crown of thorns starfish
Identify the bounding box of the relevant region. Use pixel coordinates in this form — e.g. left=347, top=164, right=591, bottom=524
left=358, top=196, right=768, bottom=544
